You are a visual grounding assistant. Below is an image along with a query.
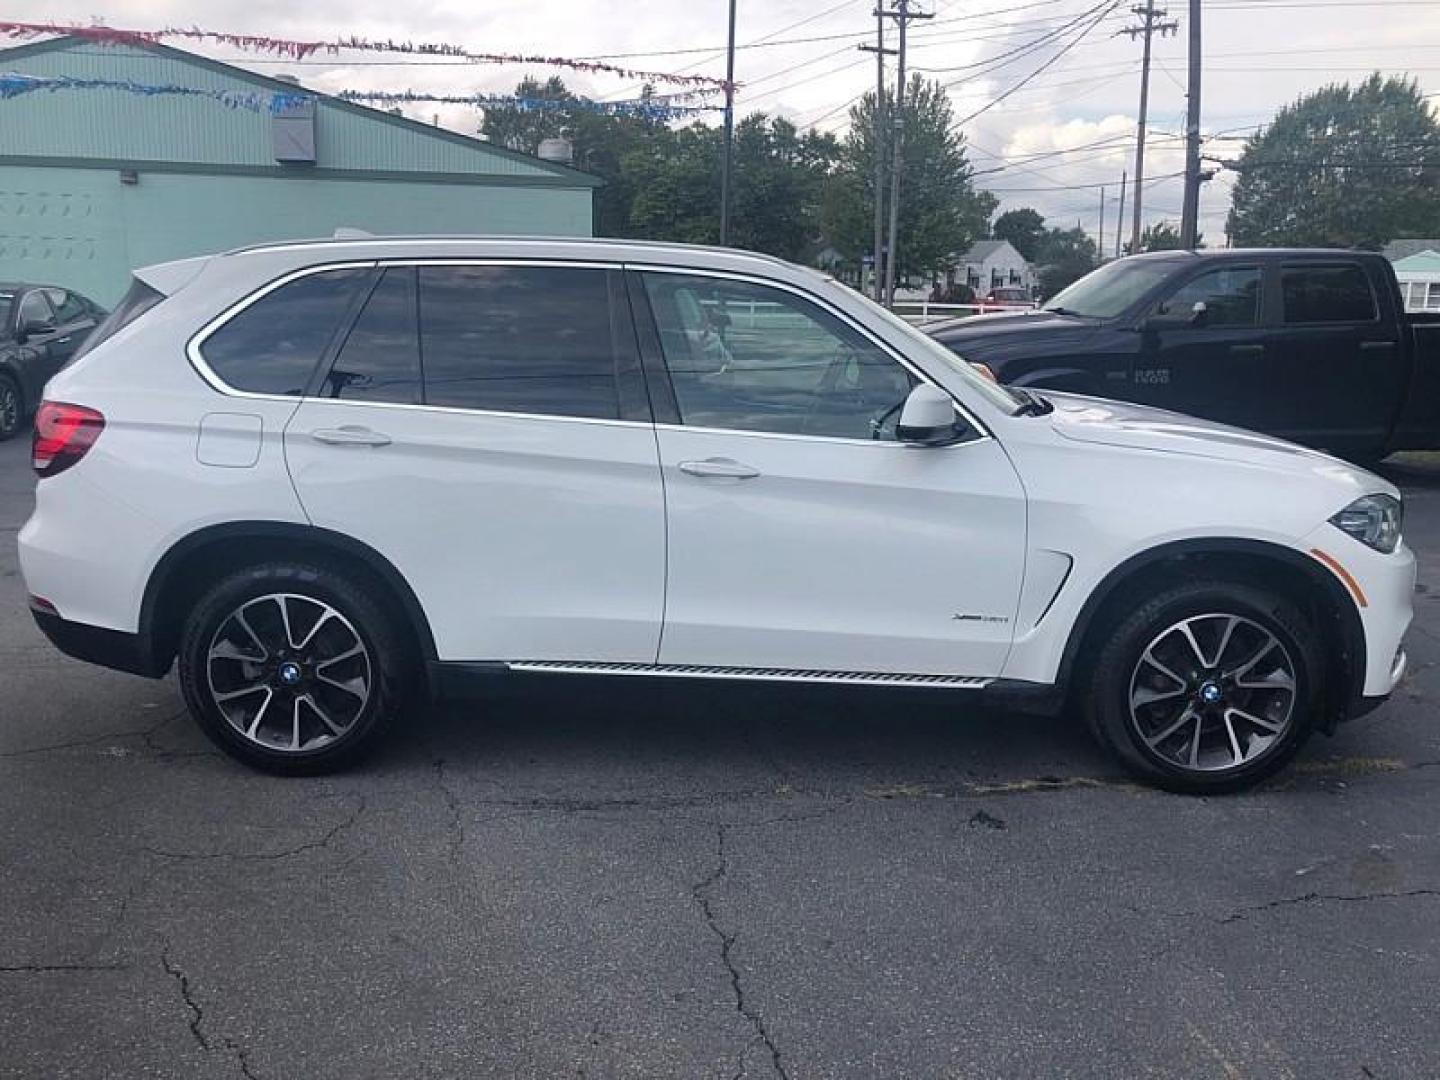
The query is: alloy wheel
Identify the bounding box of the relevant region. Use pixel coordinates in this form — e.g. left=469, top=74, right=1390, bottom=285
left=0, top=382, right=17, bottom=437
left=1127, top=612, right=1297, bottom=774
left=206, top=593, right=372, bottom=753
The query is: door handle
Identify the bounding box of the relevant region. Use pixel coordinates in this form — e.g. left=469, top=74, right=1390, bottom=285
left=678, top=457, right=760, bottom=479
left=1228, top=344, right=1265, bottom=355
left=54, top=336, right=71, bottom=345
left=310, top=425, right=392, bottom=447
left=1360, top=340, right=1397, bottom=351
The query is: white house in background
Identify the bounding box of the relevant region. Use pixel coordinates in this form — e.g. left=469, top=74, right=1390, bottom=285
left=1384, top=239, right=1440, bottom=312
left=954, top=240, right=1034, bottom=295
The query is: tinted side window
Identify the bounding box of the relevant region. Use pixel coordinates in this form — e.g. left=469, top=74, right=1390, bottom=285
left=1157, top=266, right=1261, bottom=328
left=322, top=268, right=420, bottom=403
left=642, top=273, right=916, bottom=440
left=46, top=289, right=89, bottom=324
left=201, top=268, right=368, bottom=395
left=1282, top=264, right=1376, bottom=324
left=417, top=266, right=620, bottom=419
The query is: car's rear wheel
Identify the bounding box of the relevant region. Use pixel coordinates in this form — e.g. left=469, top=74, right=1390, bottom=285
left=0, top=374, right=21, bottom=442
left=178, top=562, right=410, bottom=774
left=1085, top=579, right=1323, bottom=793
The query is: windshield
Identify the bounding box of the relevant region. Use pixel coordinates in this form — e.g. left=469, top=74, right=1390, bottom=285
left=823, top=279, right=1024, bottom=414
left=1043, top=259, right=1180, bottom=319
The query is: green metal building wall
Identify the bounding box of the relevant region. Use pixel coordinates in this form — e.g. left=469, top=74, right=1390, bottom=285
left=0, top=38, right=598, bottom=304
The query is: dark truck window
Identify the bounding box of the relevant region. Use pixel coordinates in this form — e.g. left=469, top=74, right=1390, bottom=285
left=201, top=268, right=368, bottom=395
left=642, top=273, right=916, bottom=440
left=1281, top=264, right=1377, bottom=324
left=417, top=265, right=620, bottom=419
left=1042, top=258, right=1177, bottom=318
left=322, top=268, right=421, bottom=403
left=1156, top=266, right=1261, bottom=328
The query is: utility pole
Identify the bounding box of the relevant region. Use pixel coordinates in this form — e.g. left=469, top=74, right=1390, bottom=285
left=859, top=14, right=896, bottom=302
left=1099, top=185, right=1106, bottom=263
left=880, top=0, right=933, bottom=307
left=1115, top=170, right=1127, bottom=259
left=1120, top=2, right=1177, bottom=255
left=718, top=0, right=738, bottom=246
left=1179, top=0, right=1204, bottom=248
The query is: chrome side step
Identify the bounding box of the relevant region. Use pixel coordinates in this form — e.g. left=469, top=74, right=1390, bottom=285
left=505, top=660, right=992, bottom=690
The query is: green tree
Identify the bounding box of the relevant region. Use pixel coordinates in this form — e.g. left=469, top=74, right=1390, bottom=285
left=483, top=80, right=838, bottom=261
left=480, top=77, right=666, bottom=237
left=823, top=74, right=997, bottom=284
left=1033, top=227, right=1098, bottom=299
left=992, top=208, right=1047, bottom=262
left=1226, top=74, right=1440, bottom=248
left=623, top=115, right=838, bottom=260
left=1122, top=220, right=1202, bottom=254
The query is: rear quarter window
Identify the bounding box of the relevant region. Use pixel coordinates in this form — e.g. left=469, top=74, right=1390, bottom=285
left=198, top=268, right=369, bottom=395
left=1281, top=264, right=1377, bottom=324
left=71, top=278, right=164, bottom=363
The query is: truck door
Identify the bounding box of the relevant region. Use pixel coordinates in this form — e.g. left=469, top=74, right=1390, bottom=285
left=1268, top=262, right=1408, bottom=455
left=1130, top=263, right=1272, bottom=432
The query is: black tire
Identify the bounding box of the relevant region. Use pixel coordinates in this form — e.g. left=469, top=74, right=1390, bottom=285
left=178, top=561, right=412, bottom=775
left=1084, top=579, right=1323, bottom=794
left=0, top=374, right=21, bottom=442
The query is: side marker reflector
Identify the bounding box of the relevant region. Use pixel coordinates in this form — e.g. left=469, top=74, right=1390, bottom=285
left=1310, top=548, right=1368, bottom=608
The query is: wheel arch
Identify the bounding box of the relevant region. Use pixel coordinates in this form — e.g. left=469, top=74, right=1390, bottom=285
left=140, top=521, right=438, bottom=685
left=1058, top=538, right=1366, bottom=731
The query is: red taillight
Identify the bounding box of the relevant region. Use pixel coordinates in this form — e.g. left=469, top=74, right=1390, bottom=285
left=32, top=402, right=105, bottom=478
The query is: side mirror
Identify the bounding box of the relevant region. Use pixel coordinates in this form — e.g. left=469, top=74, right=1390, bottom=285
left=896, top=384, right=962, bottom=446
left=1188, top=300, right=1208, bottom=326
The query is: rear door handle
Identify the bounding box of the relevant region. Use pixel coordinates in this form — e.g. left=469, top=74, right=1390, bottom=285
left=54, top=336, right=71, bottom=345
left=678, top=457, right=760, bottom=479
left=1228, top=344, right=1265, bottom=355
left=310, top=425, right=392, bottom=448
left=1360, top=340, right=1397, bottom=351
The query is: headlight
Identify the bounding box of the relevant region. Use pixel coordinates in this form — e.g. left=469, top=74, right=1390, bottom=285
left=1329, top=494, right=1403, bottom=553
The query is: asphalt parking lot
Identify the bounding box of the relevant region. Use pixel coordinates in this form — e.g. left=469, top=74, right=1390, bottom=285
left=2, top=432, right=1439, bottom=1080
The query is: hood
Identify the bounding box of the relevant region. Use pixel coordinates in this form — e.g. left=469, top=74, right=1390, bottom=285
left=1042, top=391, right=1398, bottom=494
left=928, top=308, right=1093, bottom=339
left=927, top=309, right=1099, bottom=363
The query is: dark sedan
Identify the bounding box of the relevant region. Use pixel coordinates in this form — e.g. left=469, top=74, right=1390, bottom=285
left=0, top=284, right=105, bottom=440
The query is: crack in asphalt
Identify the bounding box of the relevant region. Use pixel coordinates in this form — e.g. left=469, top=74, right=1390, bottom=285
left=432, top=758, right=464, bottom=861
left=140, top=794, right=367, bottom=862
left=691, top=824, right=789, bottom=1080
left=161, top=944, right=259, bottom=1079
left=0, top=962, right=129, bottom=973
left=1218, top=888, right=1440, bottom=924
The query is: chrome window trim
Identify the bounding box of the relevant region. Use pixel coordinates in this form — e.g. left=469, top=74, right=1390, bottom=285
left=188, top=256, right=991, bottom=443
left=624, top=261, right=993, bottom=441
left=187, top=260, right=378, bottom=400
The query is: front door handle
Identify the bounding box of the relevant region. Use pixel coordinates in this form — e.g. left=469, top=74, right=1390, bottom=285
left=310, top=425, right=392, bottom=448
left=678, top=457, right=760, bottom=479
left=1360, top=340, right=1397, bottom=352
left=1228, top=344, right=1265, bottom=355
left=53, top=335, right=71, bottom=345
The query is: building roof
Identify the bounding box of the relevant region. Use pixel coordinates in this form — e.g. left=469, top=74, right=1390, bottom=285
left=1392, top=250, right=1440, bottom=274
left=0, top=35, right=601, bottom=187
left=957, top=240, right=1019, bottom=264
left=1383, top=238, right=1440, bottom=262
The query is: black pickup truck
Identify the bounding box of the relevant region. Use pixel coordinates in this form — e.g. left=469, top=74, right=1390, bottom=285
left=927, top=249, right=1440, bottom=460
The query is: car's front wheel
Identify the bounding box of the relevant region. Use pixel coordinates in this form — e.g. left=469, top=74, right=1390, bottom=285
left=1085, top=579, right=1323, bottom=793
left=178, top=562, right=411, bottom=774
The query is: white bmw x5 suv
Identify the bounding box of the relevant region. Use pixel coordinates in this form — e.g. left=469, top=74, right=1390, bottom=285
left=20, top=237, right=1414, bottom=792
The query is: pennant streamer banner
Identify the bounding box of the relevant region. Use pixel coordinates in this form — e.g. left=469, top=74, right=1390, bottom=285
left=0, top=71, right=306, bottom=112
left=338, top=89, right=722, bottom=120
left=0, top=21, right=733, bottom=92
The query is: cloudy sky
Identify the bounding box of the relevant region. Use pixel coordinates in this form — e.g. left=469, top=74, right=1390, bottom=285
left=9, top=0, right=1439, bottom=247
